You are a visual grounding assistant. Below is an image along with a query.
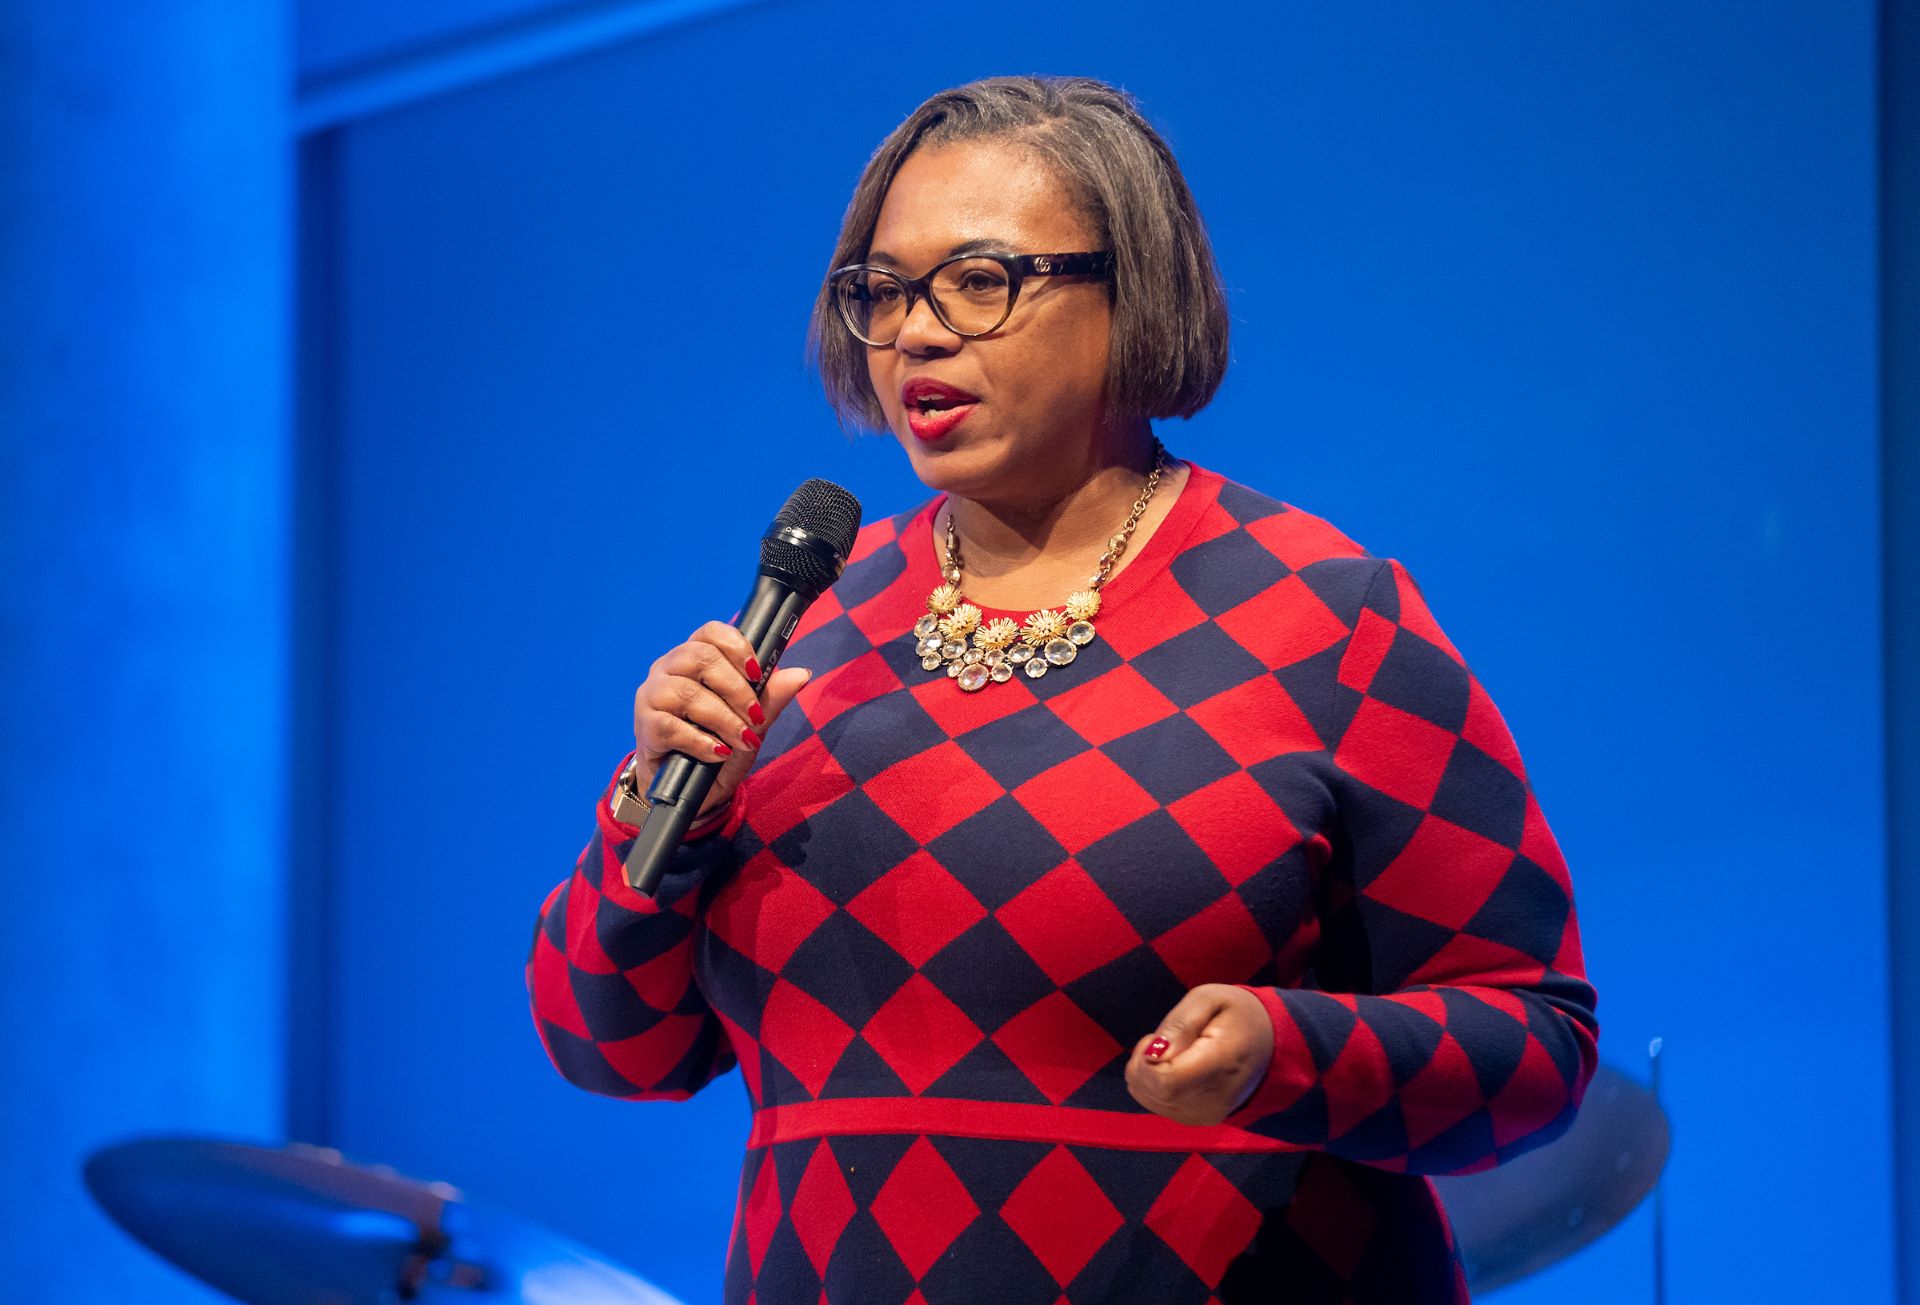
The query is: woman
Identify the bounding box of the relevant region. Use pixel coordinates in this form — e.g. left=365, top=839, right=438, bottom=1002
left=529, top=76, right=1597, bottom=1305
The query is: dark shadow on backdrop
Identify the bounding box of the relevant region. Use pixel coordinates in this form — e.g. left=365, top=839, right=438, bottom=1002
left=1882, top=0, right=1919, bottom=1300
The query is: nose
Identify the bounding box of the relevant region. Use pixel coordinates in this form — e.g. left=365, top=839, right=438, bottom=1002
left=892, top=288, right=962, bottom=356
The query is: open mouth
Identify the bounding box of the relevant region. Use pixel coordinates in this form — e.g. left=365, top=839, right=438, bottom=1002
left=901, top=380, right=979, bottom=442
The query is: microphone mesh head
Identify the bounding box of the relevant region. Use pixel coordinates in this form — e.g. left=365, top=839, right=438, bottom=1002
left=761, top=478, right=863, bottom=594
left=772, top=478, right=863, bottom=552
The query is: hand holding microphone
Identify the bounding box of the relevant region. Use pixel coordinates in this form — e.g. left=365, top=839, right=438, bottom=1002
left=621, top=479, right=862, bottom=894
left=629, top=620, right=806, bottom=829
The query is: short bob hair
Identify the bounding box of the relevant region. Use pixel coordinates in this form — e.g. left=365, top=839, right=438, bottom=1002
left=810, top=75, right=1230, bottom=431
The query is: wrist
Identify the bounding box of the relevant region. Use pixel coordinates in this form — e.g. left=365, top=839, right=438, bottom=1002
left=686, top=792, right=734, bottom=836
left=610, top=753, right=651, bottom=828
left=1223, top=986, right=1307, bottom=1127
left=609, top=752, right=733, bottom=840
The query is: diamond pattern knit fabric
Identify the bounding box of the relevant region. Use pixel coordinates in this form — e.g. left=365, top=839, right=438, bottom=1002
left=529, top=465, right=1599, bottom=1305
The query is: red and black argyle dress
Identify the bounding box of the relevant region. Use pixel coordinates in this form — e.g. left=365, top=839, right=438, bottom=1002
left=529, top=464, right=1599, bottom=1305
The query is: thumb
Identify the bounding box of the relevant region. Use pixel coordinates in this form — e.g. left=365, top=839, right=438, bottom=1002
left=1139, top=985, right=1232, bottom=1065
left=761, top=665, right=811, bottom=726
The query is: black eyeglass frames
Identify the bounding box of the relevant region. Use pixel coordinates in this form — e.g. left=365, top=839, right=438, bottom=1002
left=827, top=250, right=1113, bottom=346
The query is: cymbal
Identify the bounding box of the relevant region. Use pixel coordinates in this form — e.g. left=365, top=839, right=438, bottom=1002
left=84, top=1136, right=683, bottom=1305
left=1433, top=1063, right=1670, bottom=1292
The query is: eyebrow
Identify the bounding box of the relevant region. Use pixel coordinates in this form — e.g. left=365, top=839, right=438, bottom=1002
left=865, top=238, right=1013, bottom=268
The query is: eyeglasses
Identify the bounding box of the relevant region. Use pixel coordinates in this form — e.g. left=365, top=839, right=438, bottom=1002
left=827, top=250, right=1113, bottom=346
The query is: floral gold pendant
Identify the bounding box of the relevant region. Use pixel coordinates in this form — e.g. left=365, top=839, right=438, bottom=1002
left=920, top=440, right=1161, bottom=693
left=915, top=589, right=1100, bottom=692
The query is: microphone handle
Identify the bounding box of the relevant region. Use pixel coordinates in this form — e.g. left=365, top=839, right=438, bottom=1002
left=622, top=573, right=811, bottom=895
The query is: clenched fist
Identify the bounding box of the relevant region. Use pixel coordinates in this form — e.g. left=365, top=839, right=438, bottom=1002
left=1125, top=984, right=1275, bottom=1127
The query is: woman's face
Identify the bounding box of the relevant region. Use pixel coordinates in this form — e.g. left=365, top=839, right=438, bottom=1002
left=861, top=139, right=1116, bottom=505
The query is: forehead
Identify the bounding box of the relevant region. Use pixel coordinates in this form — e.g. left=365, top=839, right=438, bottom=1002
left=867, top=140, right=1096, bottom=265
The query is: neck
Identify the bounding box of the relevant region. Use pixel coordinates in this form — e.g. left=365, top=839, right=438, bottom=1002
left=945, top=421, right=1159, bottom=582
left=939, top=420, right=1187, bottom=611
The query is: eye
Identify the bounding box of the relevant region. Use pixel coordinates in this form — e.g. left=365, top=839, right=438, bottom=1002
left=937, top=259, right=1010, bottom=303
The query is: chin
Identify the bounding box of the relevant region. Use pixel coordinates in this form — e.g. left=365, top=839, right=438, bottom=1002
left=895, top=429, right=994, bottom=492
left=895, top=436, right=966, bottom=495
left=908, top=441, right=1069, bottom=515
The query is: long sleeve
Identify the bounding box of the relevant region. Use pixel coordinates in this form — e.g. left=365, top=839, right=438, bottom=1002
left=1227, top=559, right=1599, bottom=1175
left=526, top=754, right=739, bottom=1099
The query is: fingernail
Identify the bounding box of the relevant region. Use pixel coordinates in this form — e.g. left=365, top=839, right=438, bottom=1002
left=741, top=729, right=761, bottom=750
left=745, top=657, right=763, bottom=682
left=748, top=702, right=765, bottom=726
left=1145, top=1036, right=1170, bottom=1061
left=714, top=742, right=733, bottom=758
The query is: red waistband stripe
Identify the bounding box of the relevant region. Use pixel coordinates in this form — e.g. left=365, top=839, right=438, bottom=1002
left=745, top=1097, right=1307, bottom=1153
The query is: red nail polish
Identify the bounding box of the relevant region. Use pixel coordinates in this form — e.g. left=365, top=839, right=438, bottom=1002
left=745, top=657, right=762, bottom=682
left=1145, top=1036, right=1170, bottom=1061
left=742, top=729, right=761, bottom=750
left=748, top=702, right=765, bottom=726
left=714, top=742, right=733, bottom=758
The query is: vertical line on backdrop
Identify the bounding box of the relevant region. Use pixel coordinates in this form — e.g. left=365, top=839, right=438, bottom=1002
left=286, top=128, right=347, bottom=1146
left=1880, top=1, right=1920, bottom=1301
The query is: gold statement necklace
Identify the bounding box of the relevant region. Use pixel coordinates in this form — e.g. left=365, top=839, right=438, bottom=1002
left=914, top=442, right=1167, bottom=692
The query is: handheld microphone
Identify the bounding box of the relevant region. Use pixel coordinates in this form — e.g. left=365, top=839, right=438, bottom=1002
left=622, top=478, right=863, bottom=895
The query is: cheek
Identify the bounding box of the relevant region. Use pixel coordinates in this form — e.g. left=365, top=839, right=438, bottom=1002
left=1040, top=293, right=1113, bottom=385
left=1076, top=306, right=1115, bottom=383
left=865, top=352, right=900, bottom=423
left=1025, top=316, right=1110, bottom=409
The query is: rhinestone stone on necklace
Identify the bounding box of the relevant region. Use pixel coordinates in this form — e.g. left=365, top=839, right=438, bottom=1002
left=914, top=443, right=1166, bottom=692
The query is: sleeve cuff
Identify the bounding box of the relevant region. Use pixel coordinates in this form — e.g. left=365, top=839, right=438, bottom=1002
left=595, top=751, right=735, bottom=844
left=1224, top=984, right=1319, bottom=1130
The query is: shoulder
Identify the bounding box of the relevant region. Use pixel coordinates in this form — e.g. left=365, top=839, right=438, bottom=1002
left=1189, top=472, right=1477, bottom=686
left=1176, top=464, right=1389, bottom=626
left=1193, top=466, right=1370, bottom=567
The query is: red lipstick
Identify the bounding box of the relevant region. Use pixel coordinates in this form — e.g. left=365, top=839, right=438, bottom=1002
left=901, top=378, right=979, bottom=443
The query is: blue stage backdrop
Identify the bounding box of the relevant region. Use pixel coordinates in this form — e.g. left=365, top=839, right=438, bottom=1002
left=0, top=4, right=291, bottom=1303
left=0, top=2, right=1897, bottom=1303
left=294, top=4, right=1888, bottom=1303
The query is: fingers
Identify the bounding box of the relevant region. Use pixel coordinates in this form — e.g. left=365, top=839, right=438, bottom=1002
left=1126, top=1031, right=1239, bottom=1125
left=632, top=619, right=818, bottom=792
left=692, top=620, right=767, bottom=687
left=635, top=679, right=742, bottom=764
left=636, top=630, right=762, bottom=756
left=669, top=624, right=767, bottom=731
left=1134, top=984, right=1233, bottom=1065
left=760, top=665, right=811, bottom=726
left=1125, top=985, right=1275, bottom=1128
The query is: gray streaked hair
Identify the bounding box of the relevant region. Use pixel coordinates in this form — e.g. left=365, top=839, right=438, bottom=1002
left=809, top=75, right=1231, bottom=431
